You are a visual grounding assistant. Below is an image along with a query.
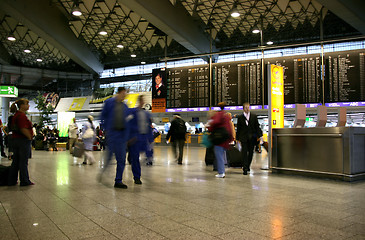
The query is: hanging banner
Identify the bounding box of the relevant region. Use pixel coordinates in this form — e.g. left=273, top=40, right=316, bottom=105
left=57, top=112, right=75, bottom=137
left=269, top=64, right=284, bottom=128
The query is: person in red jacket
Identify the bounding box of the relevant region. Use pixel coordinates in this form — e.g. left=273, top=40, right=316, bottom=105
left=208, top=102, right=233, bottom=178
left=8, top=98, right=34, bottom=186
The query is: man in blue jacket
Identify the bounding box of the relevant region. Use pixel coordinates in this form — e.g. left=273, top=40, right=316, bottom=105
left=128, top=95, right=153, bottom=184
left=100, top=87, right=131, bottom=188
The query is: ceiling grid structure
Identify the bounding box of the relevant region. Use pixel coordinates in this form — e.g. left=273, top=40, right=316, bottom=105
left=0, top=0, right=363, bottom=93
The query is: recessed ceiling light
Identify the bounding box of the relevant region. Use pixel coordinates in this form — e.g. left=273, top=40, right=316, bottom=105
left=141, top=61, right=146, bottom=64
left=7, top=36, right=16, bottom=41
left=117, top=44, right=124, bottom=48
left=72, top=6, right=82, bottom=16
left=131, top=54, right=136, bottom=58
left=24, top=49, right=31, bottom=53
left=36, top=58, right=42, bottom=62
left=267, top=41, right=274, bottom=45
left=99, top=28, right=107, bottom=35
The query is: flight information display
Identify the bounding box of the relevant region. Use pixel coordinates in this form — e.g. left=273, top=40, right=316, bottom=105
left=167, top=65, right=209, bottom=108
left=325, top=50, right=365, bottom=102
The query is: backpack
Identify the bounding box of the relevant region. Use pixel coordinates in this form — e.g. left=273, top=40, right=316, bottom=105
left=175, top=119, right=186, bottom=136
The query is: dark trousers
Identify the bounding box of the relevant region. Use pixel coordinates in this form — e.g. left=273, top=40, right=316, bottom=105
left=172, top=139, right=185, bottom=163
left=241, top=138, right=255, bottom=171
left=8, top=138, right=31, bottom=185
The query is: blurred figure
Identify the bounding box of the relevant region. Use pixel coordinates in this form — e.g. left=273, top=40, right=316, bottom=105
left=100, top=87, right=131, bottom=189
left=208, top=102, right=233, bottom=178
left=127, top=95, right=153, bottom=184
left=68, top=118, right=78, bottom=155
left=81, top=115, right=96, bottom=165
left=166, top=114, right=186, bottom=165
left=0, top=118, right=7, bottom=158
left=8, top=99, right=34, bottom=186
left=236, top=102, right=262, bottom=175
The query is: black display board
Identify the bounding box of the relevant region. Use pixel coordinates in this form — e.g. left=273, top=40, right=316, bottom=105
left=325, top=50, right=365, bottom=102
left=167, top=65, right=209, bottom=108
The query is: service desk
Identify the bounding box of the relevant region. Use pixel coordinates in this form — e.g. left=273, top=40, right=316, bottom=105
left=272, top=127, right=365, bottom=181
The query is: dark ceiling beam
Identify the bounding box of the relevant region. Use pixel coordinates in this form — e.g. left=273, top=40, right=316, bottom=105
left=118, top=0, right=217, bottom=57
left=316, top=0, right=365, bottom=34
left=0, top=0, right=104, bottom=75
left=0, top=42, right=12, bottom=65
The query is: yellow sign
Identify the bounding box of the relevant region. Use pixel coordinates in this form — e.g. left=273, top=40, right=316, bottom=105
left=125, top=93, right=139, bottom=108
left=270, top=65, right=284, bottom=128
left=162, top=117, right=170, bottom=123
left=69, top=98, right=87, bottom=111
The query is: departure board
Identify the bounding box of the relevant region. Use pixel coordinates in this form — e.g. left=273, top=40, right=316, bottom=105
left=267, top=54, right=322, bottom=104
left=325, top=50, right=365, bottom=102
left=213, top=61, right=262, bottom=106
left=167, top=66, right=209, bottom=108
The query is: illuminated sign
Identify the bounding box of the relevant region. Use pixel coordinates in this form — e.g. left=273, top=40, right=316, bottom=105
left=57, top=112, right=75, bottom=137
left=270, top=65, right=284, bottom=128
left=0, top=86, right=18, bottom=97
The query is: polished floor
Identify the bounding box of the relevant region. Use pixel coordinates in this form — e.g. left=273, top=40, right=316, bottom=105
left=0, top=145, right=364, bottom=240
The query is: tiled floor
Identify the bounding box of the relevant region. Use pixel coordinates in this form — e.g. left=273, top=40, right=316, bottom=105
left=0, top=146, right=364, bottom=240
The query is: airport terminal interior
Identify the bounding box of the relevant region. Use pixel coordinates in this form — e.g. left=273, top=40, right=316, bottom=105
left=1, top=0, right=365, bottom=239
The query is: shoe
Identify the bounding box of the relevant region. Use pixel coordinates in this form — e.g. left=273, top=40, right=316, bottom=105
left=134, top=178, right=142, bottom=184
left=215, top=173, right=225, bottom=178
left=146, top=162, right=153, bottom=166
left=82, top=162, right=87, bottom=165
left=114, top=182, right=128, bottom=189
left=177, top=162, right=182, bottom=165
left=20, top=181, right=35, bottom=186
left=243, top=170, right=248, bottom=175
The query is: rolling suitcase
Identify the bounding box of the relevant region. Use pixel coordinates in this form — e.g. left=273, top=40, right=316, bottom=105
left=73, top=142, right=84, bottom=158
left=205, top=147, right=215, bottom=166
left=0, top=165, right=10, bottom=186
left=226, top=145, right=242, bottom=168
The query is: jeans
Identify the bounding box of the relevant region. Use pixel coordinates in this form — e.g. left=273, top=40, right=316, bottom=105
left=8, top=138, right=31, bottom=185
left=214, top=145, right=226, bottom=174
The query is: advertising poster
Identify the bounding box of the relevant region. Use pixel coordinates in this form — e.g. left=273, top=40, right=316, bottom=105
left=152, top=68, right=167, bottom=112
left=269, top=64, right=284, bottom=128
left=57, top=112, right=75, bottom=137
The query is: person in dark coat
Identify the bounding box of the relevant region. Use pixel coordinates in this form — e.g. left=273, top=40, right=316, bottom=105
left=236, top=102, right=262, bottom=175
left=166, top=114, right=186, bottom=165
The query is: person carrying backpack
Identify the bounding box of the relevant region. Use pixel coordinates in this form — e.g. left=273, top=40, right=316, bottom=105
left=166, top=114, right=186, bottom=165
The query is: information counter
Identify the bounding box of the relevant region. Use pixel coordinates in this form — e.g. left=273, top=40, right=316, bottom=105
left=272, top=127, right=365, bottom=181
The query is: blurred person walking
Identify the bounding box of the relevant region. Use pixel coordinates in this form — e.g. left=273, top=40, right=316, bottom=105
left=8, top=99, right=34, bottom=186
left=68, top=118, right=78, bottom=154
left=128, top=95, right=153, bottom=184
left=0, top=119, right=7, bottom=158
left=81, top=115, right=96, bottom=165
left=100, top=87, right=131, bottom=189
left=208, top=102, right=233, bottom=178
left=166, top=114, right=186, bottom=165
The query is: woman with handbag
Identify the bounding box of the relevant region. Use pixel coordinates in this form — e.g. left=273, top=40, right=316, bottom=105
left=208, top=102, right=233, bottom=178
left=81, top=115, right=96, bottom=165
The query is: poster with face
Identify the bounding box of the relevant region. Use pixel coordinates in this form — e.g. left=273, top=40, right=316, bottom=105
left=152, top=69, right=167, bottom=99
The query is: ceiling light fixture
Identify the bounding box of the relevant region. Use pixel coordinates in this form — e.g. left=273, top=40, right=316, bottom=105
left=141, top=61, right=146, bottom=64
left=7, top=35, right=16, bottom=41
left=72, top=6, right=82, bottom=16
left=99, top=27, right=107, bottom=35
left=24, top=49, right=31, bottom=53
left=230, top=8, right=240, bottom=18
left=36, top=58, right=43, bottom=62
left=117, top=44, right=124, bottom=48
left=131, top=54, right=136, bottom=58
left=267, top=41, right=274, bottom=45
left=252, top=29, right=261, bottom=34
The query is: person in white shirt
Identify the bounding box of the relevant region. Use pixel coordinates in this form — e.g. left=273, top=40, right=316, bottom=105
left=68, top=118, right=78, bottom=154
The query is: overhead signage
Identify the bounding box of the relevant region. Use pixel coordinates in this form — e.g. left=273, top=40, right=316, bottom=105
left=269, top=64, right=284, bottom=128
left=0, top=86, right=18, bottom=97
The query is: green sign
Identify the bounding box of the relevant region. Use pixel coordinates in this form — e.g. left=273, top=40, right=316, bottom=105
left=0, top=86, right=18, bottom=97
left=306, top=117, right=314, bottom=121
